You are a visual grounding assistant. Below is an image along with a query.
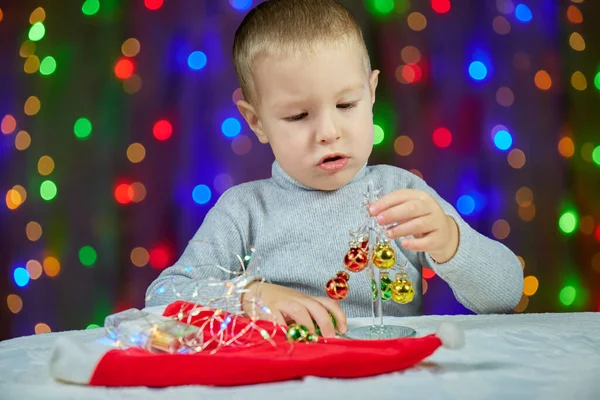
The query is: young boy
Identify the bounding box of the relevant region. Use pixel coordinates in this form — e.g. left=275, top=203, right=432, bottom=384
left=146, top=0, right=524, bottom=338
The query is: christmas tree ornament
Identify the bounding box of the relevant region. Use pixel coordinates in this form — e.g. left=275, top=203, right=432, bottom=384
left=372, top=242, right=396, bottom=269
left=327, top=181, right=416, bottom=340
left=371, top=272, right=393, bottom=301
left=358, top=237, right=369, bottom=250
left=286, top=323, right=318, bottom=343
left=381, top=272, right=393, bottom=301
left=344, top=246, right=368, bottom=272
left=325, top=271, right=350, bottom=300
left=391, top=271, right=415, bottom=304
left=286, top=323, right=308, bottom=341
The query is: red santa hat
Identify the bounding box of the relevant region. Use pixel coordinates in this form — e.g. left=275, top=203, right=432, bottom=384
left=49, top=301, right=464, bottom=387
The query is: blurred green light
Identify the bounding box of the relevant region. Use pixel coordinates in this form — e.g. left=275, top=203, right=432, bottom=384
left=373, top=101, right=397, bottom=148
left=558, top=211, right=578, bottom=234
left=373, top=124, right=385, bottom=145
left=365, top=0, right=402, bottom=16
left=592, top=146, right=600, bottom=166
left=40, top=180, right=57, bottom=201
left=373, top=0, right=395, bottom=14
left=79, top=246, right=97, bottom=267
left=559, top=285, right=576, bottom=306
left=86, top=324, right=100, bottom=329
left=39, top=56, right=56, bottom=75
left=594, top=72, right=600, bottom=91
left=74, top=117, right=92, bottom=139
left=28, top=22, right=45, bottom=42
left=82, top=0, right=100, bottom=16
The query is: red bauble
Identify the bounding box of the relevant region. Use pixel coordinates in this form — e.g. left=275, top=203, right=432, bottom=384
left=325, top=271, right=350, bottom=300
left=344, top=247, right=368, bottom=272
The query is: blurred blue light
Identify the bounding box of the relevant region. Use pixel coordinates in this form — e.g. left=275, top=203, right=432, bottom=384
left=457, top=195, right=476, bottom=215
left=515, top=4, right=532, bottom=23
left=221, top=117, right=241, bottom=138
left=231, top=0, right=252, bottom=11
left=192, top=185, right=212, bottom=205
left=14, top=267, right=30, bottom=287
left=468, top=61, right=487, bottom=81
left=494, top=130, right=513, bottom=151
left=187, top=51, right=207, bottom=70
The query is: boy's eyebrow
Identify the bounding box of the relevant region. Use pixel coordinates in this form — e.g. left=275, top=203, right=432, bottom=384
left=272, top=84, right=365, bottom=112
left=335, top=84, right=364, bottom=96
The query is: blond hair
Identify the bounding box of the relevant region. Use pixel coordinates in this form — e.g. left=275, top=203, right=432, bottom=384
left=233, top=0, right=371, bottom=103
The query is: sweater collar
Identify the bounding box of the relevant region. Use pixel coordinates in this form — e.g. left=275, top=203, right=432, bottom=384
left=270, top=160, right=368, bottom=191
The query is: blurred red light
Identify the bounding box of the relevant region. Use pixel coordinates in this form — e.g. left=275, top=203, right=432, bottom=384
left=433, top=127, right=452, bottom=148
left=144, top=0, right=164, bottom=10
left=114, top=58, right=134, bottom=80
left=153, top=120, right=173, bottom=141
left=149, top=245, right=171, bottom=269
left=431, top=0, right=451, bottom=14
left=115, top=183, right=133, bottom=204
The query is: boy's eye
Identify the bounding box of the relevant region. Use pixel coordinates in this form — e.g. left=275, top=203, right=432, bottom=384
left=284, top=113, right=308, bottom=122
left=337, top=102, right=357, bottom=110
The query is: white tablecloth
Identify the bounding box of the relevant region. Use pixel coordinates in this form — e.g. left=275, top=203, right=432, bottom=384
left=1, top=310, right=599, bottom=399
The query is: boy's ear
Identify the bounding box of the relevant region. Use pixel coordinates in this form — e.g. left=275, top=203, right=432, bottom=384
left=237, top=100, right=269, bottom=144
left=369, top=70, right=380, bottom=105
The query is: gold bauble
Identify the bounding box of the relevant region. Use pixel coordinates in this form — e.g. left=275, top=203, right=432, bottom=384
left=372, top=243, right=395, bottom=269
left=391, top=273, right=415, bottom=304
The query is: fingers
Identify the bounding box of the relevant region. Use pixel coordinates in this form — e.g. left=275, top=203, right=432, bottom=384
left=277, top=298, right=346, bottom=338
left=400, top=235, right=436, bottom=252
left=247, top=299, right=286, bottom=325
left=278, top=300, right=316, bottom=334
left=369, top=189, right=426, bottom=215
left=271, top=310, right=287, bottom=326
left=386, top=215, right=436, bottom=239
left=313, top=297, right=347, bottom=334
left=298, top=299, right=335, bottom=338
left=251, top=284, right=348, bottom=338
left=376, top=199, right=432, bottom=226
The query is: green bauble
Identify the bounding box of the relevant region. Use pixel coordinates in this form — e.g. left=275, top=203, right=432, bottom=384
left=371, top=274, right=393, bottom=301
left=381, top=273, right=393, bottom=301
left=286, top=323, right=310, bottom=342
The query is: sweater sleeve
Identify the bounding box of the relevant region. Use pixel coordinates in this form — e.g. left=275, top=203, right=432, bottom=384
left=406, top=174, right=524, bottom=314
left=145, top=191, right=256, bottom=313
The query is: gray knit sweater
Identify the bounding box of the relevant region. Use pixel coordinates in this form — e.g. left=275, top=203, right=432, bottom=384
left=145, top=161, right=524, bottom=317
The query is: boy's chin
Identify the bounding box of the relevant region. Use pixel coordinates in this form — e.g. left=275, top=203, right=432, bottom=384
left=307, top=173, right=355, bottom=191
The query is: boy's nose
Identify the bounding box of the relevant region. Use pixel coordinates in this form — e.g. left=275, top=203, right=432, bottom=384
left=315, top=114, right=340, bottom=144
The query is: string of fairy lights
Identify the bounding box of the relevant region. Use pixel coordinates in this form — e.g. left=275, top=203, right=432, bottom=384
left=2, top=0, right=599, bottom=336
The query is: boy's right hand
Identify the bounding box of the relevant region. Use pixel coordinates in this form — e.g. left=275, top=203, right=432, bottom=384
left=242, top=282, right=347, bottom=338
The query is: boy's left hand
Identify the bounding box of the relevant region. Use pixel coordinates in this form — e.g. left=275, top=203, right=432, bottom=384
left=368, top=189, right=459, bottom=263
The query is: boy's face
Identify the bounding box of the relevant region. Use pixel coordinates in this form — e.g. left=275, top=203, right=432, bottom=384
left=237, top=42, right=379, bottom=190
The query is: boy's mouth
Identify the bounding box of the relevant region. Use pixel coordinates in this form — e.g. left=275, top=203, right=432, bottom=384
left=318, top=154, right=349, bottom=172
left=318, top=153, right=348, bottom=164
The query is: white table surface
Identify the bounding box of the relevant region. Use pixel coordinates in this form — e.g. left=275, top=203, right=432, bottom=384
left=1, top=310, right=599, bottom=399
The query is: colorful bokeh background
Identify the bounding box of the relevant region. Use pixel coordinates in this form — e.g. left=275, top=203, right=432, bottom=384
left=1, top=0, right=599, bottom=340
